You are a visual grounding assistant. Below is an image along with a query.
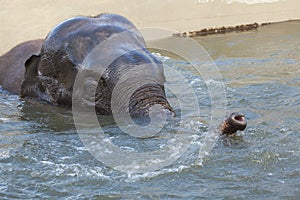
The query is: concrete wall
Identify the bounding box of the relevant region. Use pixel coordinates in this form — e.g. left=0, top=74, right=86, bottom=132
left=120, top=0, right=300, bottom=32
left=0, top=0, right=300, bottom=54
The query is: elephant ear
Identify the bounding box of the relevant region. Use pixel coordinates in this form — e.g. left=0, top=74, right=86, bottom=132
left=20, top=55, right=44, bottom=98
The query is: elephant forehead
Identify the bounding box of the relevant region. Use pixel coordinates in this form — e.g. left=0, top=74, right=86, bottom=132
left=93, top=13, right=139, bottom=32
left=46, top=17, right=91, bottom=40
left=39, top=14, right=147, bottom=78
left=80, top=32, right=147, bottom=69
left=44, top=26, right=145, bottom=68
left=44, top=13, right=144, bottom=53
left=82, top=46, right=162, bottom=73
left=47, top=13, right=139, bottom=40
left=109, top=50, right=165, bottom=85
left=78, top=48, right=165, bottom=89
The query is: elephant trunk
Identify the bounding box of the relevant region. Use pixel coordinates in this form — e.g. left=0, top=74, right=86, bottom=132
left=129, top=83, right=174, bottom=117
left=104, top=49, right=174, bottom=118
left=109, top=74, right=174, bottom=118
left=219, top=113, right=247, bottom=135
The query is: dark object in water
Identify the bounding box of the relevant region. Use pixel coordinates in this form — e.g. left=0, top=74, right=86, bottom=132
left=219, top=113, right=247, bottom=135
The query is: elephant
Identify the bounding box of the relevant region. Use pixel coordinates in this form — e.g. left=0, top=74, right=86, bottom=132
left=0, top=39, right=43, bottom=94
left=20, top=13, right=173, bottom=118
left=1, top=13, right=246, bottom=135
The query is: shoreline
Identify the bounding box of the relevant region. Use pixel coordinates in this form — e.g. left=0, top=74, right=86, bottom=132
left=172, top=19, right=298, bottom=37
left=173, top=22, right=260, bottom=37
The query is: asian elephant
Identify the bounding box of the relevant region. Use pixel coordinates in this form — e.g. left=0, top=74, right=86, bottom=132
left=1, top=14, right=246, bottom=135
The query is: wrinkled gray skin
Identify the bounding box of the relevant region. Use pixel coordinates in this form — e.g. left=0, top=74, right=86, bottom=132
left=2, top=14, right=246, bottom=135
left=20, top=13, right=173, bottom=117
left=0, top=39, right=43, bottom=94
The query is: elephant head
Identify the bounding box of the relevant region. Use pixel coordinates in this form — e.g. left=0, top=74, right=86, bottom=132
left=20, top=13, right=174, bottom=117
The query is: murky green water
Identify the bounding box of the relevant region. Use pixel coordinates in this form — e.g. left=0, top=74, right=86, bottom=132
left=0, top=21, right=299, bottom=199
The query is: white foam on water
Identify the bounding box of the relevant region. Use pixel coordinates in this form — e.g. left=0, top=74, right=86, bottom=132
left=125, top=165, right=190, bottom=182
left=0, top=149, right=11, bottom=160
left=38, top=161, right=111, bottom=180
left=152, top=52, right=170, bottom=62
left=0, top=117, right=10, bottom=122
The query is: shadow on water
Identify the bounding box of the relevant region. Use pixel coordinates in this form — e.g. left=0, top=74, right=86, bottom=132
left=19, top=100, right=76, bottom=132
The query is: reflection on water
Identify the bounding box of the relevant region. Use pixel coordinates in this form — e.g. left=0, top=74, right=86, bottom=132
left=0, top=20, right=300, bottom=199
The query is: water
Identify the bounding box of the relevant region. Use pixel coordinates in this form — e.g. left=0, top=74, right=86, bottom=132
left=1, top=21, right=300, bottom=199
